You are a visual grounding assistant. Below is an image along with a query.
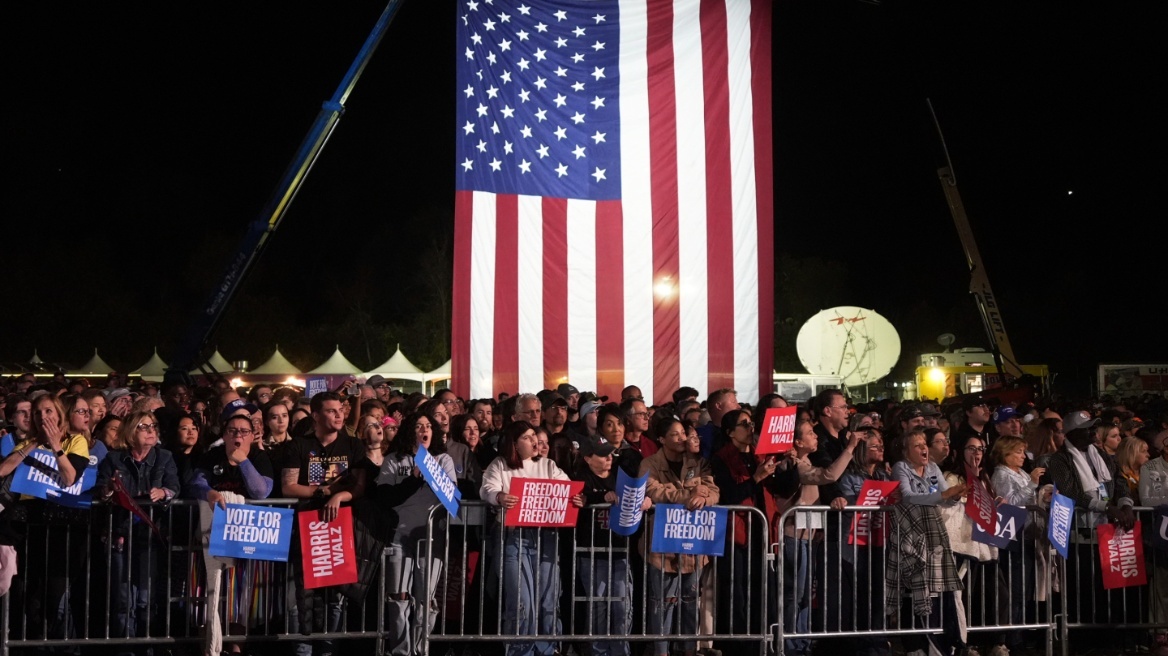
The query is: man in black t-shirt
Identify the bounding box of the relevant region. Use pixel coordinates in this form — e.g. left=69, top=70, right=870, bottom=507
left=281, top=392, right=367, bottom=656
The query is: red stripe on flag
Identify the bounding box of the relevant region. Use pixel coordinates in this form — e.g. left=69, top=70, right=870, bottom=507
left=542, top=197, right=569, bottom=390
left=492, top=195, right=519, bottom=396
left=647, top=0, right=680, bottom=404
left=751, top=0, right=775, bottom=396
left=595, top=200, right=625, bottom=400
left=452, top=191, right=474, bottom=398
left=701, top=0, right=736, bottom=394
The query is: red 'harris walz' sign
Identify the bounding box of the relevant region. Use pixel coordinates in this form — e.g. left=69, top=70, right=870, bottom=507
left=297, top=506, right=359, bottom=589
left=755, top=407, right=798, bottom=455
left=1098, top=522, right=1147, bottom=590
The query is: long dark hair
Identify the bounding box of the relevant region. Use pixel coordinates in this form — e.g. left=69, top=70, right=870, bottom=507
left=449, top=413, right=479, bottom=449
left=391, top=411, right=446, bottom=460
left=497, top=420, right=535, bottom=470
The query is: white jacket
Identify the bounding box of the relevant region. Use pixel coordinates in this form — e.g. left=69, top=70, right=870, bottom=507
left=480, top=457, right=569, bottom=506
left=940, top=472, right=997, bottom=562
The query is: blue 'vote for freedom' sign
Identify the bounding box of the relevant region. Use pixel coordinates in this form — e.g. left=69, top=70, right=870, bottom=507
left=415, top=446, right=461, bottom=517
left=1048, top=490, right=1075, bottom=559
left=305, top=377, right=329, bottom=399
left=209, top=504, right=294, bottom=562
left=612, top=469, right=648, bottom=537
left=651, top=504, right=727, bottom=556
left=10, top=449, right=97, bottom=504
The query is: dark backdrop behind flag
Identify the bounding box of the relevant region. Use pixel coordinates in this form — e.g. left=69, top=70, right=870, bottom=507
left=451, top=0, right=773, bottom=404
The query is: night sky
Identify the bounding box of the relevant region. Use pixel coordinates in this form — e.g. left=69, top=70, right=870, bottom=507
left=5, top=1, right=1163, bottom=394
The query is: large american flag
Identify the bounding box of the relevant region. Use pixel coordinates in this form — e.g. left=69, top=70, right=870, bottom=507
left=451, top=0, right=772, bottom=404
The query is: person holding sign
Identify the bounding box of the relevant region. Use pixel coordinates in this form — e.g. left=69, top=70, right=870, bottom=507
left=711, top=408, right=781, bottom=640
left=837, top=426, right=895, bottom=655
left=374, top=411, right=457, bottom=656
left=1046, top=410, right=1136, bottom=640
left=639, top=416, right=720, bottom=656
left=96, top=409, right=180, bottom=639
left=187, top=414, right=274, bottom=505
left=571, top=438, right=649, bottom=656
left=939, top=436, right=1012, bottom=656
left=0, top=393, right=92, bottom=640
left=988, top=435, right=1049, bottom=653
left=771, top=417, right=861, bottom=656
left=480, top=420, right=583, bottom=656
left=281, top=392, right=367, bottom=656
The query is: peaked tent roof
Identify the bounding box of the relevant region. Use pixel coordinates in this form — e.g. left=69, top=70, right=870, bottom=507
left=424, top=359, right=452, bottom=382
left=72, top=349, right=114, bottom=376
left=307, top=346, right=363, bottom=375
left=189, top=349, right=235, bottom=376
left=131, top=348, right=169, bottom=382
left=29, top=350, right=43, bottom=365
left=251, top=345, right=302, bottom=375
left=366, top=345, right=425, bottom=382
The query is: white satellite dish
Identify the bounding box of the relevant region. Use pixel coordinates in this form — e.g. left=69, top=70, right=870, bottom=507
left=796, top=306, right=902, bottom=387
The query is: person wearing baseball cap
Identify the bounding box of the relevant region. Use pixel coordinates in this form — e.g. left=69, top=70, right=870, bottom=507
left=953, top=396, right=992, bottom=446
left=570, top=436, right=644, bottom=654
left=1047, top=409, right=1134, bottom=529
left=918, top=402, right=942, bottom=430
left=992, top=406, right=1023, bottom=439
left=574, top=400, right=604, bottom=439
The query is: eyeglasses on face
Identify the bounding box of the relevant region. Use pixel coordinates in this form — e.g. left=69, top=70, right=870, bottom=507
left=136, top=423, right=159, bottom=433
left=736, top=420, right=754, bottom=429
left=72, top=408, right=90, bottom=415
left=965, top=446, right=987, bottom=453
left=224, top=428, right=254, bottom=436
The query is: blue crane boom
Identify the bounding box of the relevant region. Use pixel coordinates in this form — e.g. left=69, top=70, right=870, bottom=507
left=169, top=0, right=405, bottom=380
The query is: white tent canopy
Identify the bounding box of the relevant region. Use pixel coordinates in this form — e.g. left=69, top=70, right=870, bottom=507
left=251, top=345, right=302, bottom=375
left=29, top=350, right=43, bottom=365
left=425, top=359, right=451, bottom=383
left=424, top=359, right=452, bottom=394
left=366, top=345, right=425, bottom=383
left=131, top=347, right=169, bottom=382
left=189, top=349, right=235, bottom=375
left=72, top=349, right=114, bottom=376
left=307, top=346, right=363, bottom=375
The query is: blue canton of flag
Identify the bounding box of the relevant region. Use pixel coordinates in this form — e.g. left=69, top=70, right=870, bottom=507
left=308, top=461, right=325, bottom=486
left=456, top=0, right=621, bottom=200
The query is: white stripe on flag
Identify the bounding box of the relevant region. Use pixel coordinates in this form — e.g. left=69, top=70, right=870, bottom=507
left=619, top=0, right=654, bottom=401
left=727, top=0, right=760, bottom=402
left=566, top=199, right=598, bottom=392
left=517, top=194, right=544, bottom=393
left=469, top=191, right=497, bottom=400
left=674, top=0, right=710, bottom=400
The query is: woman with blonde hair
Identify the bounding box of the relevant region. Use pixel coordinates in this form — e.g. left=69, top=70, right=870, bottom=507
left=0, top=393, right=92, bottom=639
left=1116, top=436, right=1149, bottom=505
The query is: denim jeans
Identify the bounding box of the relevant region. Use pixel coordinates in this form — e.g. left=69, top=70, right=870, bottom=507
left=294, top=589, right=346, bottom=656
left=781, top=538, right=811, bottom=655
left=576, top=555, right=632, bottom=656
left=109, top=532, right=159, bottom=638
left=500, top=528, right=561, bottom=656
left=385, top=542, right=443, bottom=656
left=645, top=565, right=698, bottom=656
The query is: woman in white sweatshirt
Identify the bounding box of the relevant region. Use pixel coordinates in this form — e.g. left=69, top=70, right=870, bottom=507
left=480, top=421, right=583, bottom=656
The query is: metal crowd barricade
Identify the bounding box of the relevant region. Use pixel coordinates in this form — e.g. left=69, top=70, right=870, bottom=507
left=774, top=504, right=1057, bottom=656
left=418, top=501, right=772, bottom=656
left=0, top=498, right=383, bottom=656
left=1058, top=506, right=1168, bottom=656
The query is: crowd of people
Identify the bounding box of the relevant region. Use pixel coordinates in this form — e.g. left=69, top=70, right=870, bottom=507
left=1, top=369, right=1167, bottom=656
